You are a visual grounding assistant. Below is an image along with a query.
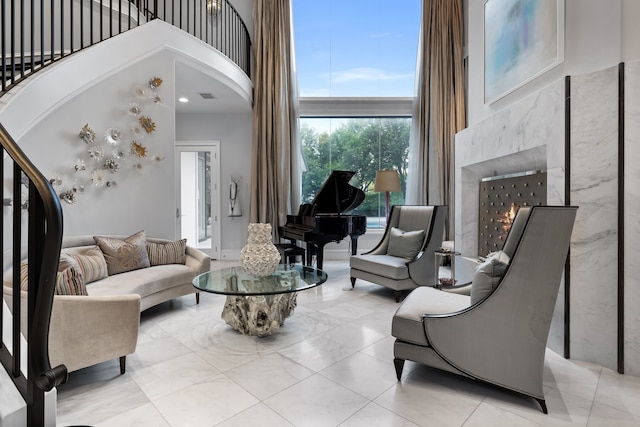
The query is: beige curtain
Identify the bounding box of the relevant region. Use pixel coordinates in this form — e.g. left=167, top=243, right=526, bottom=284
left=406, top=0, right=465, bottom=239
left=250, top=0, right=300, bottom=236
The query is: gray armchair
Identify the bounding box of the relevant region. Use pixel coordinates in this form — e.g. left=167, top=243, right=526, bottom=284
left=391, top=206, right=577, bottom=413
left=350, top=205, right=446, bottom=302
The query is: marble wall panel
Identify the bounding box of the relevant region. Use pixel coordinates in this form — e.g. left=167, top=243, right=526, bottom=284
left=569, top=66, right=619, bottom=370
left=454, top=78, right=566, bottom=354
left=624, top=61, right=640, bottom=376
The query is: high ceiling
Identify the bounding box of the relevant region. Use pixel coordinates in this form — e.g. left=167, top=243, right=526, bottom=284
left=174, top=62, right=252, bottom=114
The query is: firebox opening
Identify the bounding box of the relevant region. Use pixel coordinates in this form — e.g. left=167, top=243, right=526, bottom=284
left=478, top=170, right=547, bottom=257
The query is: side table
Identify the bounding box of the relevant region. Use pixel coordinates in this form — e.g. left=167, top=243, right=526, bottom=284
left=433, top=249, right=461, bottom=288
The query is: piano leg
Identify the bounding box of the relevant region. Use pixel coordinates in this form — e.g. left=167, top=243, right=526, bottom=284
left=350, top=236, right=359, bottom=255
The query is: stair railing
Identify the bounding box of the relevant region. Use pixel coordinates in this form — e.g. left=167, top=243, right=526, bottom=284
left=1, top=0, right=252, bottom=96
left=0, top=122, right=66, bottom=426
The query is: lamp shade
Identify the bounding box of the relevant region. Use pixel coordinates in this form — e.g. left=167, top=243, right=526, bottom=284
left=374, top=169, right=401, bottom=193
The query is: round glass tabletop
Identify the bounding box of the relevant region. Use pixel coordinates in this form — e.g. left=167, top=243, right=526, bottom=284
left=192, top=264, right=327, bottom=296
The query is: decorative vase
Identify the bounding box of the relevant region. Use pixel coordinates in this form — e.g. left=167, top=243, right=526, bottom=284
left=239, top=223, right=281, bottom=276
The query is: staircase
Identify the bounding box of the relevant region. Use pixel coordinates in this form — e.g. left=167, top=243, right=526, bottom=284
left=0, top=1, right=251, bottom=425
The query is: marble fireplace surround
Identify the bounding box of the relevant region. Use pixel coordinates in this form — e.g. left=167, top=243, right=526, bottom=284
left=455, top=78, right=566, bottom=356
left=454, top=62, right=640, bottom=375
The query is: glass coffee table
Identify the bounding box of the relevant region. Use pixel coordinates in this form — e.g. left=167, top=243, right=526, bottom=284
left=192, top=265, right=327, bottom=336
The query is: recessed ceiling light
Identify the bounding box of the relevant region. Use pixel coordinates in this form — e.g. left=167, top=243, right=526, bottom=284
left=178, top=97, right=189, bottom=103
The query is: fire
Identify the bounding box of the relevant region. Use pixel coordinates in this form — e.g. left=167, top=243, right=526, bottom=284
left=498, top=203, right=517, bottom=232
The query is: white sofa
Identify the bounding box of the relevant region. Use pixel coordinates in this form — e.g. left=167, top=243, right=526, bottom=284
left=3, top=235, right=210, bottom=374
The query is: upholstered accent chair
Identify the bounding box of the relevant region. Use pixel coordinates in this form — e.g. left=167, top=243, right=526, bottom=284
left=391, top=206, right=577, bottom=413
left=350, top=205, right=446, bottom=302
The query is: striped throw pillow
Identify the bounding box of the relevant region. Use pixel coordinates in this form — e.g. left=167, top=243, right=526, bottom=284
left=54, top=266, right=87, bottom=296
left=18, top=260, right=87, bottom=296
left=147, top=239, right=187, bottom=265
left=65, top=246, right=109, bottom=283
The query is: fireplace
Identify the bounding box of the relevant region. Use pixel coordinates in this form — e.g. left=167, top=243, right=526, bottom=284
left=478, top=170, right=547, bottom=256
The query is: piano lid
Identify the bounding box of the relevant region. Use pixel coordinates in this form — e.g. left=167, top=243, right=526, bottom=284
left=312, top=170, right=365, bottom=214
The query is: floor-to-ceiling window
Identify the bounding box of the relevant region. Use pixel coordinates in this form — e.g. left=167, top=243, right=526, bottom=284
left=293, top=0, right=420, bottom=228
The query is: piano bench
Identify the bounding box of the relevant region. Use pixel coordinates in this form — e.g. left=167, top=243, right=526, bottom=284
left=275, top=243, right=306, bottom=266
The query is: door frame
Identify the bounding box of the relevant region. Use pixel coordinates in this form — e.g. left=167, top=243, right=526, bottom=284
left=175, top=141, right=221, bottom=259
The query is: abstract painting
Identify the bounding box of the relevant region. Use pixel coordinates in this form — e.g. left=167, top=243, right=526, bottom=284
left=484, top=0, right=564, bottom=104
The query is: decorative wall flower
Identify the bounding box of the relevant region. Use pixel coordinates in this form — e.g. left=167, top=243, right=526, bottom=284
left=133, top=162, right=146, bottom=172
left=149, top=76, right=163, bottom=90
left=91, top=169, right=106, bottom=186
left=134, top=85, right=147, bottom=99
left=112, top=148, right=127, bottom=159
left=88, top=146, right=105, bottom=160
left=59, top=190, right=76, bottom=205
left=74, top=159, right=86, bottom=172
left=79, top=124, right=96, bottom=144
left=127, top=102, right=142, bottom=116
left=131, top=142, right=148, bottom=158
left=151, top=153, right=165, bottom=164
left=138, top=116, right=156, bottom=134
left=153, top=94, right=165, bottom=106
left=104, top=158, right=119, bottom=173
left=104, top=128, right=121, bottom=145
left=130, top=122, right=145, bottom=139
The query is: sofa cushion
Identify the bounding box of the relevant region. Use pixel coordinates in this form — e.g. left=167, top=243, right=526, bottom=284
left=54, top=266, right=87, bottom=296
left=64, top=246, right=108, bottom=283
left=17, top=259, right=87, bottom=296
left=392, top=286, right=470, bottom=346
left=94, top=230, right=151, bottom=275
left=86, top=264, right=196, bottom=298
left=470, top=251, right=510, bottom=305
left=350, top=254, right=410, bottom=280
left=387, top=227, right=425, bottom=260
left=147, top=239, right=187, bottom=266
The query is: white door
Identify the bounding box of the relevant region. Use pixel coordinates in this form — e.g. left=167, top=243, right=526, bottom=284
left=175, top=142, right=220, bottom=259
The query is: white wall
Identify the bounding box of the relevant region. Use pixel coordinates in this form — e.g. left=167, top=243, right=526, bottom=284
left=176, top=112, right=252, bottom=257
left=467, top=0, right=626, bottom=125
left=16, top=51, right=178, bottom=239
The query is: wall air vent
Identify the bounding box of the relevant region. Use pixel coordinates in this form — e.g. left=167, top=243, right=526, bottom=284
left=198, top=92, right=216, bottom=99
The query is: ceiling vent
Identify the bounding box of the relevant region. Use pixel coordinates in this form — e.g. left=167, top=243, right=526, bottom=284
left=198, top=92, right=216, bottom=99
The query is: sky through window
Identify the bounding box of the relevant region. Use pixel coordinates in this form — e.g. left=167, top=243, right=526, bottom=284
left=293, top=0, right=421, bottom=97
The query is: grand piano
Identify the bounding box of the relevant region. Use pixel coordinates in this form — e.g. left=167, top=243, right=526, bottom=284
left=280, top=170, right=367, bottom=270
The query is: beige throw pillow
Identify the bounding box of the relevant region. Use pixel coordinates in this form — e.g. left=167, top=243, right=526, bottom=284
left=387, top=227, right=425, bottom=260
left=94, top=230, right=151, bottom=275
left=470, top=251, right=510, bottom=305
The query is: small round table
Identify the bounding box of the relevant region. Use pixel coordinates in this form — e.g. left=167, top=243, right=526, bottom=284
left=193, top=265, right=327, bottom=336
left=433, top=249, right=462, bottom=288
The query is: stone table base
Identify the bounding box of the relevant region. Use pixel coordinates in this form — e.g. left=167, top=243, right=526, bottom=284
left=221, top=293, right=297, bottom=336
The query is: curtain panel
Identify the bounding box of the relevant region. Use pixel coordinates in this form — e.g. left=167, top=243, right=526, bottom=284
left=250, top=0, right=300, bottom=236
left=407, top=0, right=465, bottom=239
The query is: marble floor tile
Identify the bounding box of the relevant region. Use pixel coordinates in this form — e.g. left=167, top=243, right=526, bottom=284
left=339, top=402, right=420, bottom=426
left=225, top=352, right=314, bottom=400
left=263, top=374, right=368, bottom=427
left=319, top=351, right=398, bottom=400
left=54, top=261, right=640, bottom=427
left=154, top=374, right=259, bottom=427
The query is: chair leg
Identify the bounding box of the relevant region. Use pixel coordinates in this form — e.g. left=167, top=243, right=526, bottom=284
left=119, top=356, right=126, bottom=375
left=536, top=398, right=548, bottom=414
left=196, top=292, right=200, bottom=305
left=394, top=358, right=405, bottom=381
left=394, top=291, right=401, bottom=302
left=350, top=277, right=356, bottom=288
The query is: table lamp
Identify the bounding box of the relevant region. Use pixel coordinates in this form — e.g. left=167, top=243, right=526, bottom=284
left=374, top=169, right=401, bottom=222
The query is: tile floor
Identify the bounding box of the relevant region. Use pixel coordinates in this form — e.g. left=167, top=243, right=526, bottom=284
left=56, top=261, right=640, bottom=426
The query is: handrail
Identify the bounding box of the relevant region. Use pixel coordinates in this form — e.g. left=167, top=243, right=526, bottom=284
left=0, top=123, right=66, bottom=425
left=1, top=0, right=252, bottom=97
